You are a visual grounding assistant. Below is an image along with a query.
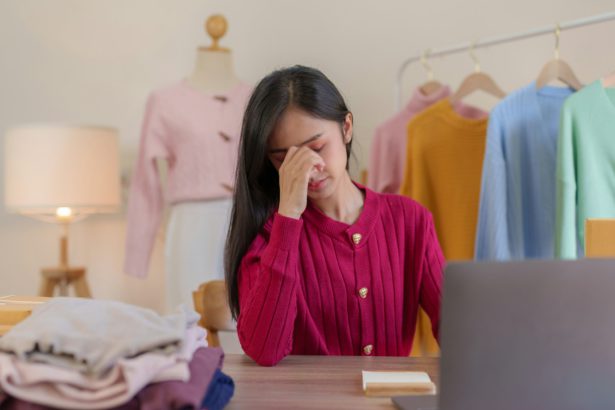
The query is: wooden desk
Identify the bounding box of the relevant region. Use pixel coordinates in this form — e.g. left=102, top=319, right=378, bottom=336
left=223, top=354, right=439, bottom=409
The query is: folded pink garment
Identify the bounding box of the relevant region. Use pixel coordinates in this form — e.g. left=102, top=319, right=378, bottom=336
left=0, top=326, right=206, bottom=409
left=0, top=347, right=225, bottom=410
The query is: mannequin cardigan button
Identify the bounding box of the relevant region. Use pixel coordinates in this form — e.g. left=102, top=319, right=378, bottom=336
left=352, top=233, right=362, bottom=245
left=358, top=287, right=368, bottom=299
left=363, top=344, right=373, bottom=355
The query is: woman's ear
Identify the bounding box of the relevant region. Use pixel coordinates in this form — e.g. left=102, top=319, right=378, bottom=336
left=343, top=112, right=354, bottom=144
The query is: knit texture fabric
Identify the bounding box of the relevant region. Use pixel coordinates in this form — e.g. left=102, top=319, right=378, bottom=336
left=124, top=81, right=252, bottom=278
left=236, top=184, right=444, bottom=366
left=556, top=80, right=615, bottom=258
left=400, top=99, right=488, bottom=261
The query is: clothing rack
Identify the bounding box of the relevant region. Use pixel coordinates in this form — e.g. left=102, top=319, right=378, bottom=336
left=396, top=10, right=615, bottom=109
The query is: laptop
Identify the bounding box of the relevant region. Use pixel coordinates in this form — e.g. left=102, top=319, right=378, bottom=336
left=393, top=259, right=615, bottom=410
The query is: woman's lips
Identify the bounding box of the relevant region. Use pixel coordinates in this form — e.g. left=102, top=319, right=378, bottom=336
left=308, top=177, right=328, bottom=191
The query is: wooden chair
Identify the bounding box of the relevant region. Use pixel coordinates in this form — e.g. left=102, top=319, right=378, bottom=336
left=192, top=280, right=236, bottom=347
left=585, top=219, right=615, bottom=257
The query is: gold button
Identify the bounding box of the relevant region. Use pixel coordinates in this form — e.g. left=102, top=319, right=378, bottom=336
left=352, top=233, right=362, bottom=245
left=363, top=344, right=373, bottom=355
left=358, top=287, right=368, bottom=299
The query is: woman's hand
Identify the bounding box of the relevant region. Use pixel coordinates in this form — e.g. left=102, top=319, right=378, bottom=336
left=277, top=146, right=325, bottom=219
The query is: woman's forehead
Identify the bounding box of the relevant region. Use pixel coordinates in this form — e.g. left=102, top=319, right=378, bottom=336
left=269, top=107, right=333, bottom=148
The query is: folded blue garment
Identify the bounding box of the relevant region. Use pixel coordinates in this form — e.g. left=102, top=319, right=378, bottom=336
left=201, top=368, right=235, bottom=410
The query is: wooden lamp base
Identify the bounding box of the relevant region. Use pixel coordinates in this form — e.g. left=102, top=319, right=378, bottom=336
left=38, top=226, right=92, bottom=298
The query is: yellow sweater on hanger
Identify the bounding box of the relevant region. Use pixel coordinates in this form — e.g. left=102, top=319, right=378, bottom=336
left=401, top=99, right=487, bottom=357
left=400, top=98, right=488, bottom=261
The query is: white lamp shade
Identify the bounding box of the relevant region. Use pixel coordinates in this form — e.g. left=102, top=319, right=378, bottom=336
left=4, top=125, right=121, bottom=215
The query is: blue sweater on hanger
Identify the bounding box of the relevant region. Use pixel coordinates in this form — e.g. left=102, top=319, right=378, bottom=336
left=475, top=82, right=574, bottom=260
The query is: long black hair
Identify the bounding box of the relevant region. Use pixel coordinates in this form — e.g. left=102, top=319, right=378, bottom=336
left=225, top=65, right=353, bottom=319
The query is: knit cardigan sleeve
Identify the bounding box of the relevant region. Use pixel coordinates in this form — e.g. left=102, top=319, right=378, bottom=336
left=124, top=92, right=169, bottom=278
left=555, top=101, right=578, bottom=259
left=236, top=213, right=303, bottom=366
left=398, top=120, right=416, bottom=198
left=475, top=109, right=510, bottom=260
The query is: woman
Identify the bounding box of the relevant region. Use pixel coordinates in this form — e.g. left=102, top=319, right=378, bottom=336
left=225, top=65, right=444, bottom=366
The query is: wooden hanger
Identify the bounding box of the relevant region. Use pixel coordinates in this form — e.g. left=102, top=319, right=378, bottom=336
left=418, top=49, right=443, bottom=96
left=602, top=72, right=615, bottom=88
left=450, top=41, right=506, bottom=104
left=536, top=24, right=583, bottom=90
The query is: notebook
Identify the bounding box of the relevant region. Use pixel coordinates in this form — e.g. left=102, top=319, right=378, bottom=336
left=362, top=370, right=436, bottom=397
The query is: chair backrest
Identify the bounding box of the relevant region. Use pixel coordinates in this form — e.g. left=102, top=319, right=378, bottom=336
left=585, top=219, right=615, bottom=257
left=192, top=280, right=235, bottom=347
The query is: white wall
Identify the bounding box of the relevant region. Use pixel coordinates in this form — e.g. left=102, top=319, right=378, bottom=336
left=1, top=0, right=613, bottom=312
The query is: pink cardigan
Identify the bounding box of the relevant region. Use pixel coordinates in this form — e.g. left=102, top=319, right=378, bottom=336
left=124, top=81, right=253, bottom=278
left=237, top=185, right=445, bottom=366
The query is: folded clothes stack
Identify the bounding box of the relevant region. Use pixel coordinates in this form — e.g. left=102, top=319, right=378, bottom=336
left=0, top=298, right=234, bottom=410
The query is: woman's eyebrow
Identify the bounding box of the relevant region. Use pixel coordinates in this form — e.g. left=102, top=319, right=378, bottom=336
left=269, top=133, right=323, bottom=154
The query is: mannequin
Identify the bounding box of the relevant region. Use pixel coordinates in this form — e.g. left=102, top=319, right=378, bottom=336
left=164, top=14, right=246, bottom=315
left=125, top=15, right=252, bottom=338
left=166, top=17, right=247, bottom=353
left=185, top=15, right=241, bottom=94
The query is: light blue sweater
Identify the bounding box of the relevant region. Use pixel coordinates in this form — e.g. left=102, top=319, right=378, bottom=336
left=475, top=82, right=574, bottom=260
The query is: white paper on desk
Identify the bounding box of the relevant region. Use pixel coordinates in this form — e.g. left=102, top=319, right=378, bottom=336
left=362, top=370, right=433, bottom=390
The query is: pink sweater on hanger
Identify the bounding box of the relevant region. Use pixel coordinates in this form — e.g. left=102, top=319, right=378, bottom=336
left=124, top=81, right=253, bottom=278
left=237, top=184, right=444, bottom=366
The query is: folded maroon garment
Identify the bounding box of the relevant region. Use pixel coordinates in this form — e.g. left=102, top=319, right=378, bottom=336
left=0, top=347, right=225, bottom=410
left=134, top=347, right=224, bottom=410
left=0, top=392, right=47, bottom=410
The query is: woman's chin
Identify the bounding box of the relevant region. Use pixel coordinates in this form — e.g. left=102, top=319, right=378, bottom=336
left=307, top=178, right=335, bottom=200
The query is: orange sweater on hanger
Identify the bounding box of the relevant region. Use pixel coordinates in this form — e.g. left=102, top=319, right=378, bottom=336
left=400, top=99, right=488, bottom=261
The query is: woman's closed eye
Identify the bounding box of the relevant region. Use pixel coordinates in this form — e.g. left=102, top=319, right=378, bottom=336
left=271, top=143, right=325, bottom=165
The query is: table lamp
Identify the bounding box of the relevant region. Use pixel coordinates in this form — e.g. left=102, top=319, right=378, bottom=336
left=4, top=125, right=121, bottom=297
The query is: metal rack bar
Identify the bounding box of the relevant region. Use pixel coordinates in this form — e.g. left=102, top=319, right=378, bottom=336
left=396, top=11, right=615, bottom=109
